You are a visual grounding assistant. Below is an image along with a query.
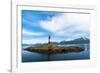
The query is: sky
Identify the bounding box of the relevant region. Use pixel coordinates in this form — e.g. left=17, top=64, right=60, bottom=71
left=22, top=10, right=90, bottom=44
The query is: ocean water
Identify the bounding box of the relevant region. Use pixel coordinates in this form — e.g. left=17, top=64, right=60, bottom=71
left=22, top=44, right=90, bottom=62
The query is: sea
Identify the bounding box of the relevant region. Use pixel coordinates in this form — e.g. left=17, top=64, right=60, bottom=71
left=22, top=44, right=90, bottom=62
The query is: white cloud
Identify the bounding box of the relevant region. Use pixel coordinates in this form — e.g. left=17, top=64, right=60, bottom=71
left=23, top=29, right=45, bottom=36
left=40, top=14, right=67, bottom=32
left=40, top=13, right=90, bottom=36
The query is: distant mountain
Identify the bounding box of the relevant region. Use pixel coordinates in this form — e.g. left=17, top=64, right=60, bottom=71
left=72, top=37, right=89, bottom=41
left=22, top=43, right=43, bottom=46
left=59, top=37, right=90, bottom=44
left=22, top=44, right=30, bottom=46
left=22, top=37, right=90, bottom=46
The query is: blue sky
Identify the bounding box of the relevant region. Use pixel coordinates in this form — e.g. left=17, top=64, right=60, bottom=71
left=22, top=10, right=90, bottom=44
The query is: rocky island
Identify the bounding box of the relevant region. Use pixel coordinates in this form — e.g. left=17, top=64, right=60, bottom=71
left=24, top=36, right=86, bottom=54
left=24, top=44, right=84, bottom=54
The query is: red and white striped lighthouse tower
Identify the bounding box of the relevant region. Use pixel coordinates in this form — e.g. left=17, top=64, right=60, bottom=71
left=48, top=35, right=51, bottom=44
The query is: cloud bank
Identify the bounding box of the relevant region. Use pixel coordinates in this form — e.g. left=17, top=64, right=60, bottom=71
left=40, top=13, right=90, bottom=36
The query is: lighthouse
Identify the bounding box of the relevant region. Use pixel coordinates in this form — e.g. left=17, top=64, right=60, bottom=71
left=48, top=35, right=51, bottom=44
